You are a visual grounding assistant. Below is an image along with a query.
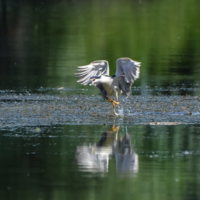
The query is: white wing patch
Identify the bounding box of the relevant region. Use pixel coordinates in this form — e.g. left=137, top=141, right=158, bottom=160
left=75, top=60, right=109, bottom=85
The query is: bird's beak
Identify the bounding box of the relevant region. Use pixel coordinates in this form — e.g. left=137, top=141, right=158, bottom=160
left=88, top=80, right=92, bottom=86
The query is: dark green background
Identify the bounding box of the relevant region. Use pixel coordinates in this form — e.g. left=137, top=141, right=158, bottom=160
left=1, top=0, right=200, bottom=92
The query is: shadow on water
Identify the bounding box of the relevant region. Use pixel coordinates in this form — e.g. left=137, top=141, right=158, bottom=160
left=76, top=124, right=138, bottom=175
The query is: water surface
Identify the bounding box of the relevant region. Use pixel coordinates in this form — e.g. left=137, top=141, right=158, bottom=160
left=1, top=124, right=200, bottom=200
left=1, top=0, right=200, bottom=199
left=1, top=0, right=200, bottom=94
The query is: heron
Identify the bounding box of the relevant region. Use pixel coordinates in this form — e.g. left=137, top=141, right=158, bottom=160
left=75, top=57, right=141, bottom=115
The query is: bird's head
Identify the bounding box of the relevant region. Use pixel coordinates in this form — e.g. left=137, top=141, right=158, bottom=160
left=88, top=76, right=102, bottom=86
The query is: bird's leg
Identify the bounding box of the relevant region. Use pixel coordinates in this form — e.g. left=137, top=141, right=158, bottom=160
left=106, top=96, right=119, bottom=105
left=113, top=104, right=118, bottom=116
left=106, top=96, right=119, bottom=115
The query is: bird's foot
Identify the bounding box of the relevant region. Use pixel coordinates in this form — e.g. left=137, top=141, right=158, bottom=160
left=106, top=96, right=119, bottom=105
left=106, top=96, right=119, bottom=116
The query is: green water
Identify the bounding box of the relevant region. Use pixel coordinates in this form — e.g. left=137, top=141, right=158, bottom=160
left=1, top=0, right=200, bottom=199
left=1, top=124, right=200, bottom=200
left=1, top=0, right=200, bottom=93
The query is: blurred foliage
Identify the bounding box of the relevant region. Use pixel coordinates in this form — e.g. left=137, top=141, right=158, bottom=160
left=0, top=0, right=200, bottom=91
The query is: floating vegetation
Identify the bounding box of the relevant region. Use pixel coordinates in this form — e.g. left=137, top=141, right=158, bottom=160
left=0, top=92, right=200, bottom=128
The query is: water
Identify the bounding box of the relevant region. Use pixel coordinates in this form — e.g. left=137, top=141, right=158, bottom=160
left=1, top=124, right=200, bottom=200
left=1, top=0, right=200, bottom=94
left=1, top=0, right=200, bottom=199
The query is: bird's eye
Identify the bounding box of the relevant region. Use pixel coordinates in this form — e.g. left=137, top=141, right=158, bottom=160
left=93, top=79, right=95, bottom=81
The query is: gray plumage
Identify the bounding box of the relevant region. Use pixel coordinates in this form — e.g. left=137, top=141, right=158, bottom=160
left=76, top=60, right=109, bottom=85
left=76, top=57, right=141, bottom=99
left=75, top=57, right=141, bottom=115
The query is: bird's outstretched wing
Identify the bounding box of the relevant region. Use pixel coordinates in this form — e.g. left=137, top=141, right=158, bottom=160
left=75, top=60, right=109, bottom=85
left=115, top=58, right=141, bottom=85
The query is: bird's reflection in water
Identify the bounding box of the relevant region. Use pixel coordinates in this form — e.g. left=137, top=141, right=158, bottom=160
left=76, top=125, right=138, bottom=174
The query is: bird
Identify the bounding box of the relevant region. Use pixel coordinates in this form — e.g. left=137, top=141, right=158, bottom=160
left=75, top=57, right=141, bottom=115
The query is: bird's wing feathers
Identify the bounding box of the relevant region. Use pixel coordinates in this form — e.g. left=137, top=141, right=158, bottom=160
left=113, top=75, right=132, bottom=96
left=115, top=58, right=141, bottom=85
left=75, top=60, right=109, bottom=85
